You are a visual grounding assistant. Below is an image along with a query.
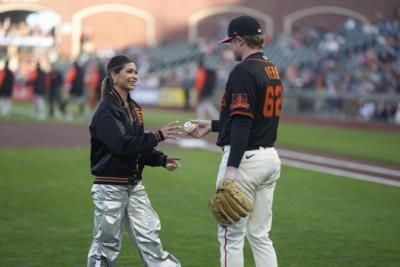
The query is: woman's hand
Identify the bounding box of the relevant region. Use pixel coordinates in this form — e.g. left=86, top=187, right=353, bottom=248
left=165, top=157, right=181, bottom=171
left=160, top=121, right=183, bottom=140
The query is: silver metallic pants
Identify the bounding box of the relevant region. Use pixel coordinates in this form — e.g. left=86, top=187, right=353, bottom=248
left=87, top=183, right=181, bottom=267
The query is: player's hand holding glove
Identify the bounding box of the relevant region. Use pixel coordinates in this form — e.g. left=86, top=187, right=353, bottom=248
left=209, top=180, right=253, bottom=227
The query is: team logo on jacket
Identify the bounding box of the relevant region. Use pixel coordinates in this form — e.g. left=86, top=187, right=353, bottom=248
left=134, top=108, right=143, bottom=125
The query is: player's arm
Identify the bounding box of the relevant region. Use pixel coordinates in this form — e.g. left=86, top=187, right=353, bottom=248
left=224, top=116, right=252, bottom=180
left=227, top=116, right=252, bottom=168
left=224, top=65, right=256, bottom=180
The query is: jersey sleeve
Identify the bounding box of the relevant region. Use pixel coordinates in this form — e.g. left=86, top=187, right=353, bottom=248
left=226, top=65, right=256, bottom=119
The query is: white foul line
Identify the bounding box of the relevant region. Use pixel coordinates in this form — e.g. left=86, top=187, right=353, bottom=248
left=282, top=159, right=400, bottom=188
left=279, top=149, right=400, bottom=178
left=171, top=138, right=400, bottom=188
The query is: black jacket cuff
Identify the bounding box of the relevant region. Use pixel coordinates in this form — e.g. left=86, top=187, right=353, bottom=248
left=160, top=155, right=167, bottom=167
left=153, top=130, right=165, bottom=143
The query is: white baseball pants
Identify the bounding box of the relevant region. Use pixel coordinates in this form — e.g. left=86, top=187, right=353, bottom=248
left=196, top=99, right=219, bottom=119
left=0, top=97, right=12, bottom=117
left=216, top=146, right=281, bottom=267
left=87, top=183, right=180, bottom=267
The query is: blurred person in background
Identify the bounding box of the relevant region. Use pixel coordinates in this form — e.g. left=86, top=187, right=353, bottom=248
left=46, top=63, right=63, bottom=118
left=375, top=101, right=390, bottom=121
left=0, top=59, right=15, bottom=118
left=63, top=60, right=85, bottom=119
left=358, top=100, right=376, bottom=121
left=28, top=62, right=47, bottom=120
left=85, top=59, right=106, bottom=110
left=181, top=71, right=194, bottom=111
left=95, top=61, right=106, bottom=107
left=394, top=102, right=400, bottom=124
left=87, top=55, right=182, bottom=267
left=195, top=60, right=219, bottom=119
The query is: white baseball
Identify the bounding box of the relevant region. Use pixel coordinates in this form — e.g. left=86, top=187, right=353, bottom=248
left=183, top=121, right=196, bottom=133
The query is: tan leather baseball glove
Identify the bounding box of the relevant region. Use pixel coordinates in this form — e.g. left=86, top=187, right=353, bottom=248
left=209, top=180, right=253, bottom=227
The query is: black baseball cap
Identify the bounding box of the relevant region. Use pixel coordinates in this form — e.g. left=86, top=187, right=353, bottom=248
left=219, top=15, right=263, bottom=43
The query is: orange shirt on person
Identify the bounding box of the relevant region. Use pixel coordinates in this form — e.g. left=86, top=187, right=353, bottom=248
left=0, top=70, right=4, bottom=88
left=64, top=65, right=77, bottom=89
left=195, top=68, right=206, bottom=94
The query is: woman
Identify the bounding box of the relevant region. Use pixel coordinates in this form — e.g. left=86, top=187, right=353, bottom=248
left=87, top=55, right=182, bottom=267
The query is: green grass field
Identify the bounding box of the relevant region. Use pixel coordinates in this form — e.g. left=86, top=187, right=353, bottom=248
left=0, top=148, right=399, bottom=267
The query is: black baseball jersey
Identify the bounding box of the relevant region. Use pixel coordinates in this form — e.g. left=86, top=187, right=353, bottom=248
left=216, top=52, right=283, bottom=148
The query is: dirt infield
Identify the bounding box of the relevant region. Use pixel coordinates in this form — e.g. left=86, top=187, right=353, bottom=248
left=0, top=123, right=89, bottom=148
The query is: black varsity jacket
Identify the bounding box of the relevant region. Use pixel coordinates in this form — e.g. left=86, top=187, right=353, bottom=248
left=89, top=91, right=167, bottom=185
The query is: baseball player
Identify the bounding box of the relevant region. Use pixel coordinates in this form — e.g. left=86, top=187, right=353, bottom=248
left=0, top=59, right=15, bottom=117
left=87, top=55, right=182, bottom=267
left=190, top=16, right=283, bottom=267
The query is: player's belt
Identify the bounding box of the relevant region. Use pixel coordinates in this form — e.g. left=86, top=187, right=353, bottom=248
left=221, top=145, right=273, bottom=152
left=246, top=145, right=273, bottom=151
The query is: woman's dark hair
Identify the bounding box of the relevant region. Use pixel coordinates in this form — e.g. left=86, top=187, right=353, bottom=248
left=101, top=55, right=133, bottom=99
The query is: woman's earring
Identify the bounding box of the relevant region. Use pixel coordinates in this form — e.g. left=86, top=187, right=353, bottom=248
left=112, top=79, right=116, bottom=85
